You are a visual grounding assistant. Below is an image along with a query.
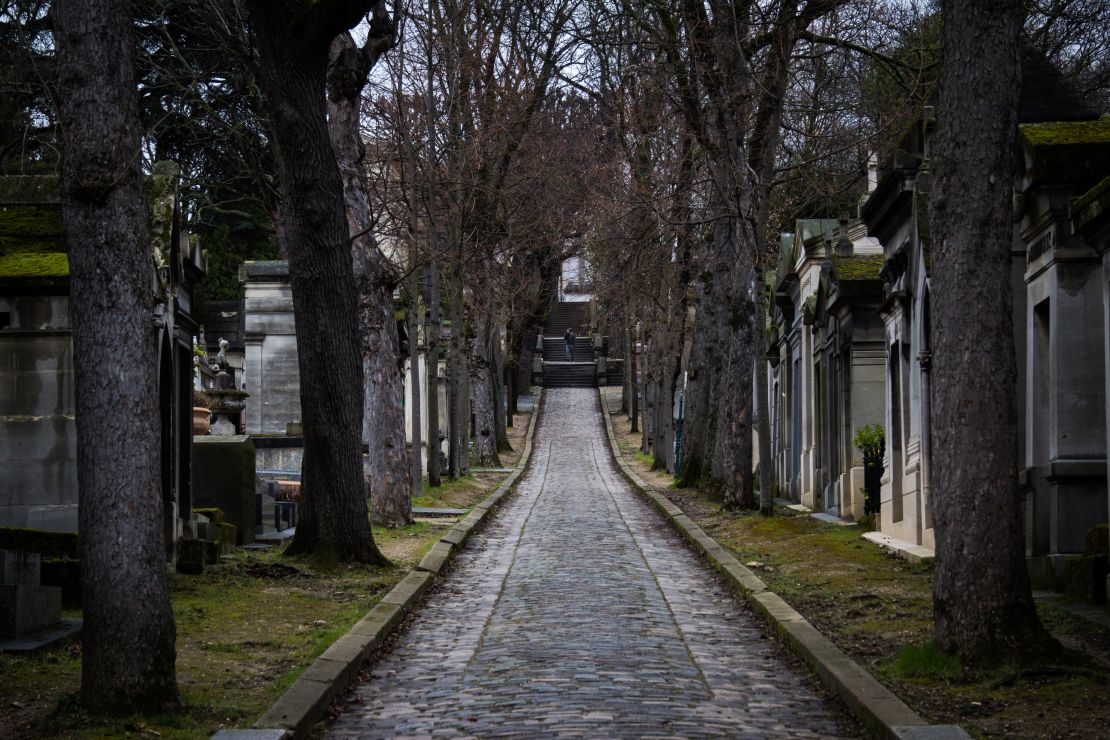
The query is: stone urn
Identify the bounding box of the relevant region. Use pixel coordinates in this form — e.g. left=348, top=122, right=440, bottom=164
left=206, top=389, right=249, bottom=436
left=192, top=406, right=212, bottom=436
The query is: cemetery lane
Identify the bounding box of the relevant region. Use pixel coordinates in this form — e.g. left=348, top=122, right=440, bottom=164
left=328, top=388, right=855, bottom=738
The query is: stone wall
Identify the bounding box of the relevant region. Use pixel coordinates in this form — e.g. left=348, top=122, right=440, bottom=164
left=0, top=295, right=77, bottom=532
left=242, top=261, right=301, bottom=435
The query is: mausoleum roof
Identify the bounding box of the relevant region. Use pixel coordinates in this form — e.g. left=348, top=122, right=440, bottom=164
left=0, top=183, right=68, bottom=287
left=1019, top=119, right=1110, bottom=188
left=0, top=166, right=189, bottom=289
left=830, top=255, right=884, bottom=282
left=1071, top=174, right=1110, bottom=235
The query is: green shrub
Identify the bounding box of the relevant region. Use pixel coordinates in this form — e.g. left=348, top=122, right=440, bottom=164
left=853, top=424, right=885, bottom=516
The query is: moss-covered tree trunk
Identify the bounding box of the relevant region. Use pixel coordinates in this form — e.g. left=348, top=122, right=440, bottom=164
left=930, top=0, right=1054, bottom=661
left=54, top=0, right=179, bottom=710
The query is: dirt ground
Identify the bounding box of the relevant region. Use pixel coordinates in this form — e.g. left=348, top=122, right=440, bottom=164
left=604, top=390, right=1110, bottom=740
left=0, top=407, right=533, bottom=739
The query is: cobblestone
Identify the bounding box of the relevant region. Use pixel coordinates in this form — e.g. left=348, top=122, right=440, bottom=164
left=328, top=389, right=855, bottom=738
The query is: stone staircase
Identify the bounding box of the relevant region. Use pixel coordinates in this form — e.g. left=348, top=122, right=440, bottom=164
left=542, top=302, right=596, bottom=388
left=543, top=302, right=590, bottom=336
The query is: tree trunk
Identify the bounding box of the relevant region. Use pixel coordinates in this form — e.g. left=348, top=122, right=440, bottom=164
left=471, top=312, right=501, bottom=467
left=711, top=207, right=757, bottom=509
left=678, top=191, right=732, bottom=489
left=930, top=0, right=1053, bottom=661
left=426, top=261, right=443, bottom=486
left=55, top=0, right=179, bottom=711
left=246, top=3, right=386, bottom=563
left=756, top=270, right=774, bottom=516
left=619, top=314, right=630, bottom=414
left=447, top=252, right=470, bottom=479
left=408, top=248, right=424, bottom=502
left=491, top=319, right=510, bottom=451
left=326, top=32, right=410, bottom=529
left=628, top=319, right=639, bottom=433
left=640, top=333, right=655, bottom=456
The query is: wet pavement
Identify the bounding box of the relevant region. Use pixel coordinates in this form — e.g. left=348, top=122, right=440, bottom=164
left=328, top=388, right=854, bottom=738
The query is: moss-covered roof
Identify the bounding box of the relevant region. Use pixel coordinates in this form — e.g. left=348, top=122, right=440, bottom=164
left=0, top=252, right=69, bottom=283
left=0, top=164, right=180, bottom=287
left=1019, top=120, right=1110, bottom=187
left=0, top=198, right=68, bottom=286
left=830, top=255, right=885, bottom=282
left=1020, top=120, right=1110, bottom=147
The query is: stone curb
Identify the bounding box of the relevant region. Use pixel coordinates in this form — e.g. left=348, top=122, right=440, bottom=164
left=240, top=391, right=544, bottom=739
left=596, top=389, right=969, bottom=740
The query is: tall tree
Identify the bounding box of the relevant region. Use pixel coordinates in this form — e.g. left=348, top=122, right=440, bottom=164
left=54, top=0, right=179, bottom=710
left=929, top=0, right=1054, bottom=661
left=326, top=9, right=412, bottom=528
left=244, top=0, right=387, bottom=562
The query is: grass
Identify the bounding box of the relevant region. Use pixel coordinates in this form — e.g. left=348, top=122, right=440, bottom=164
left=1, top=548, right=399, bottom=738
left=887, top=642, right=964, bottom=681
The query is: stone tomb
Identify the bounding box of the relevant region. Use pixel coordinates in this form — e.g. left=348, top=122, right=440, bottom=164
left=0, top=549, right=61, bottom=639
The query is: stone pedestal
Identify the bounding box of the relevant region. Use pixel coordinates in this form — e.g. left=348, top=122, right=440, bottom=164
left=193, top=436, right=256, bottom=545
left=0, top=550, right=61, bottom=638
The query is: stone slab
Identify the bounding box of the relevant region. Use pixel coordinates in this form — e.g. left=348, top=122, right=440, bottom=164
left=255, top=528, right=296, bottom=545
left=439, top=523, right=472, bottom=549
left=349, top=602, right=404, bottom=639
left=313, top=632, right=376, bottom=685
left=0, top=549, right=41, bottom=586
left=379, top=570, right=433, bottom=610
left=863, top=531, right=935, bottom=564
left=253, top=676, right=333, bottom=736
left=751, top=590, right=807, bottom=624
left=460, top=510, right=484, bottom=530
left=776, top=618, right=925, bottom=734
left=811, top=512, right=858, bottom=526
left=0, top=617, right=80, bottom=654
left=211, top=730, right=290, bottom=740
left=416, top=541, right=454, bottom=575
left=0, top=583, right=61, bottom=638
left=717, top=558, right=769, bottom=595
left=891, top=726, right=974, bottom=739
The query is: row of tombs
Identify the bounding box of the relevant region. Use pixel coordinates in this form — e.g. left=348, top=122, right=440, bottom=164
left=756, top=60, right=1110, bottom=603
left=0, top=166, right=468, bottom=640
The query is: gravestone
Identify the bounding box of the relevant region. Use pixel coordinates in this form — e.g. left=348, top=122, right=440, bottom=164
left=0, top=549, right=61, bottom=638
left=193, top=436, right=256, bottom=545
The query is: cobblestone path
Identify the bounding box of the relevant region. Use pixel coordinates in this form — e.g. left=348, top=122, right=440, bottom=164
left=329, top=389, right=854, bottom=738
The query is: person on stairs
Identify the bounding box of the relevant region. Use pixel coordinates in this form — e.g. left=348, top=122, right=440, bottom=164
left=564, top=328, right=575, bottom=361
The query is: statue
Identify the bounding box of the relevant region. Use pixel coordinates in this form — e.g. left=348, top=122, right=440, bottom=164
left=216, top=337, right=229, bottom=368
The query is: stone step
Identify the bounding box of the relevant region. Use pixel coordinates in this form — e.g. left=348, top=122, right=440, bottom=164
left=541, top=338, right=594, bottom=362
